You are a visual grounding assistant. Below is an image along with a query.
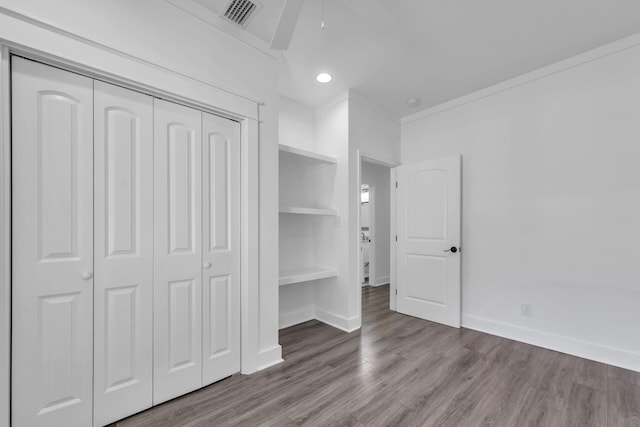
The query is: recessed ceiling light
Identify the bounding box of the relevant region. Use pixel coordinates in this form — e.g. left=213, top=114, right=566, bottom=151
left=407, top=98, right=420, bottom=108
left=316, top=72, right=332, bottom=83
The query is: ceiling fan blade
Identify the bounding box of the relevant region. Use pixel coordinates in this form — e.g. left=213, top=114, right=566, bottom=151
left=271, top=0, right=305, bottom=50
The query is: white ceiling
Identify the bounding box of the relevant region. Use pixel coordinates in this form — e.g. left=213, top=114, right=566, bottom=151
left=185, top=0, right=640, bottom=119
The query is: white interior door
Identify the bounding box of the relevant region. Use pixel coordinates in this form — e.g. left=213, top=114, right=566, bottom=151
left=93, top=81, right=154, bottom=425
left=201, top=112, right=241, bottom=385
left=11, top=57, right=94, bottom=426
left=153, top=99, right=203, bottom=404
left=395, top=155, right=461, bottom=327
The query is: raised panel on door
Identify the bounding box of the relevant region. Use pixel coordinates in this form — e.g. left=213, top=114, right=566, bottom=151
left=153, top=99, right=203, bottom=404
left=11, top=57, right=94, bottom=427
left=396, top=156, right=461, bottom=328
left=202, top=113, right=241, bottom=385
left=93, top=81, right=154, bottom=425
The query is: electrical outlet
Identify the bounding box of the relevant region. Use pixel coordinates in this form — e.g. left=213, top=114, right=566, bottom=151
left=521, top=303, right=533, bottom=317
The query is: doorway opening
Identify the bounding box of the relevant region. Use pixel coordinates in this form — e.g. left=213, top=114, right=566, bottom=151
left=358, top=157, right=392, bottom=321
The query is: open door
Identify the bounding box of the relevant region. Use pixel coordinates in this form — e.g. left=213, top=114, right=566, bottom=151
left=394, top=155, right=461, bottom=327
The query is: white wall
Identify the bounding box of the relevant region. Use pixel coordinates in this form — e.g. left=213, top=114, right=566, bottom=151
left=348, top=95, right=400, bottom=320
left=401, top=39, right=640, bottom=371
left=313, top=97, right=355, bottom=329
left=349, top=96, right=401, bottom=165
left=279, top=97, right=315, bottom=151
left=313, top=93, right=400, bottom=329
left=0, top=0, right=281, bottom=384
left=361, top=161, right=391, bottom=285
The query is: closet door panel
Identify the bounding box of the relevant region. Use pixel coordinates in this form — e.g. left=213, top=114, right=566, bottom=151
left=94, top=81, right=154, bottom=426
left=202, top=113, right=241, bottom=385
left=11, top=58, right=94, bottom=427
left=154, top=99, right=203, bottom=404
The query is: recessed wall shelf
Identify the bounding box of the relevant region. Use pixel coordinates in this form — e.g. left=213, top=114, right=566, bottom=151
left=279, top=142, right=338, bottom=328
left=279, top=267, right=338, bottom=286
left=279, top=144, right=337, bottom=166
left=279, top=207, right=337, bottom=216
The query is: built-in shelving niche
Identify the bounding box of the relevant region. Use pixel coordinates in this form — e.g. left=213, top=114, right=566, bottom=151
left=279, top=144, right=338, bottom=289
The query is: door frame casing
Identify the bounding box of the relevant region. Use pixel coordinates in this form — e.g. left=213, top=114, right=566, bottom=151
left=390, top=166, right=397, bottom=311
left=369, top=187, right=376, bottom=287
left=0, top=14, right=265, bottom=426
left=356, top=150, right=397, bottom=317
left=359, top=184, right=375, bottom=287
left=0, top=45, right=11, bottom=427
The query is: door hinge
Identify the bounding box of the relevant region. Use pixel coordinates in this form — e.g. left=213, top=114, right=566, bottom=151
left=395, top=289, right=398, bottom=295
left=395, top=235, right=398, bottom=242
left=395, top=181, right=398, bottom=188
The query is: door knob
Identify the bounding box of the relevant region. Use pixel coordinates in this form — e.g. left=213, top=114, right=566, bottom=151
left=203, top=262, right=212, bottom=269
left=443, top=247, right=458, bottom=253
left=81, top=272, right=93, bottom=280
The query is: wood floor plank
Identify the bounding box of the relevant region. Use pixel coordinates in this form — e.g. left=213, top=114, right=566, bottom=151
left=609, top=365, right=640, bottom=387
left=113, top=284, right=634, bottom=427
left=563, top=383, right=607, bottom=427
left=607, top=378, right=640, bottom=427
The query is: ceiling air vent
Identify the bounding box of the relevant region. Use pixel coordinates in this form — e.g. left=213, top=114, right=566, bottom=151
left=220, top=0, right=261, bottom=28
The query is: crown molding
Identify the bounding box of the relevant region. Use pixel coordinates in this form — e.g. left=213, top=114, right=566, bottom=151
left=402, top=31, right=640, bottom=125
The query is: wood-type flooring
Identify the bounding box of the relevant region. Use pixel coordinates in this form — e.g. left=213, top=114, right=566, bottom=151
left=114, top=284, right=640, bottom=427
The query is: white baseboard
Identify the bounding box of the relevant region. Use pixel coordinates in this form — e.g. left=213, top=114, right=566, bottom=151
left=256, top=345, right=283, bottom=371
left=462, top=315, right=640, bottom=373
left=374, top=275, right=390, bottom=286
left=315, top=308, right=361, bottom=333
left=279, top=305, right=315, bottom=330
left=279, top=305, right=362, bottom=333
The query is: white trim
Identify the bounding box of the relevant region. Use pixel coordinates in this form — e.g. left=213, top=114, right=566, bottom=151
left=0, top=45, right=10, bottom=427
left=240, top=118, right=261, bottom=374
left=356, top=151, right=363, bottom=318
left=358, top=158, right=364, bottom=290
left=0, top=8, right=260, bottom=120
left=315, top=308, right=360, bottom=333
left=349, top=91, right=400, bottom=125
left=390, top=167, right=397, bottom=311
left=256, top=346, right=284, bottom=372
left=462, top=315, right=640, bottom=373
left=317, top=91, right=351, bottom=111
left=374, top=275, right=390, bottom=286
left=358, top=150, right=398, bottom=317
left=367, top=186, right=376, bottom=287
left=402, top=32, right=640, bottom=124
left=361, top=155, right=399, bottom=169
left=279, top=306, right=315, bottom=330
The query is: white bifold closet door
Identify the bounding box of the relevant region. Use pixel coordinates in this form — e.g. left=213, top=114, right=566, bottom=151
left=153, top=99, right=204, bottom=404
left=12, top=58, right=94, bottom=426
left=153, top=102, right=242, bottom=404
left=202, top=112, right=241, bottom=385
left=12, top=57, right=242, bottom=425
left=93, top=81, right=154, bottom=425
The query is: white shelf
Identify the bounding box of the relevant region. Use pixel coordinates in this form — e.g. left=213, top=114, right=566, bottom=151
left=279, top=206, right=337, bottom=216
left=279, top=267, right=338, bottom=286
left=279, top=144, right=337, bottom=166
